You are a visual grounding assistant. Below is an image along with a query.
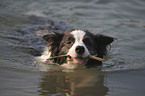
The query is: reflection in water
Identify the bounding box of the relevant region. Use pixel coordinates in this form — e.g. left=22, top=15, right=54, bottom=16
left=38, top=69, right=108, bottom=96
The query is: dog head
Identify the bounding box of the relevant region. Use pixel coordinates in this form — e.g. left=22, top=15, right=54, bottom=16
left=42, top=30, right=114, bottom=67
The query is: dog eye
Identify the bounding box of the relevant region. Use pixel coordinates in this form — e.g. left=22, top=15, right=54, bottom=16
left=66, top=41, right=72, bottom=44
left=83, top=37, right=93, bottom=46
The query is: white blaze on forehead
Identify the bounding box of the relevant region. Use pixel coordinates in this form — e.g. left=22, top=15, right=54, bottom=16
left=67, top=30, right=90, bottom=58
left=71, top=30, right=86, bottom=42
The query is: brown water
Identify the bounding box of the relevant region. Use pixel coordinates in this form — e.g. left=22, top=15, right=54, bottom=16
left=0, top=0, right=145, bottom=96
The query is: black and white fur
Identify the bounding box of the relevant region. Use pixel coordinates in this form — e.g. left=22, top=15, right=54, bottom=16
left=39, top=30, right=114, bottom=69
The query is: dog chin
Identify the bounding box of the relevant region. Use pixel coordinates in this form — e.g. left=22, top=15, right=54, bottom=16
left=67, top=56, right=88, bottom=64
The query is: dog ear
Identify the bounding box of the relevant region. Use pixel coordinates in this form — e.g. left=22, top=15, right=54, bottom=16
left=42, top=33, right=64, bottom=61
left=95, top=34, right=115, bottom=46
left=42, top=33, right=64, bottom=44
left=94, top=34, right=115, bottom=57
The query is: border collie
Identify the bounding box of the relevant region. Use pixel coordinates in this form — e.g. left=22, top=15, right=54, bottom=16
left=39, top=30, right=114, bottom=69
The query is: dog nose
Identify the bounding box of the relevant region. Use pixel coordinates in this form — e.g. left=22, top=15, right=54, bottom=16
left=75, top=46, right=85, bottom=54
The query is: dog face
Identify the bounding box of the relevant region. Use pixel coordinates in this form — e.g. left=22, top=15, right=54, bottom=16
left=42, top=30, right=114, bottom=67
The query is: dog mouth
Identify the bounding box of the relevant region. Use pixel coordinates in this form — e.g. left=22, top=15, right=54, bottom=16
left=67, top=55, right=88, bottom=64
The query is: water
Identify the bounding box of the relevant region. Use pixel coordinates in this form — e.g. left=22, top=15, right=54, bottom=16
left=0, top=0, right=145, bottom=96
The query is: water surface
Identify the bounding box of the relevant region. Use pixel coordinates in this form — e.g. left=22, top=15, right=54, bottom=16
left=0, top=0, right=145, bottom=96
